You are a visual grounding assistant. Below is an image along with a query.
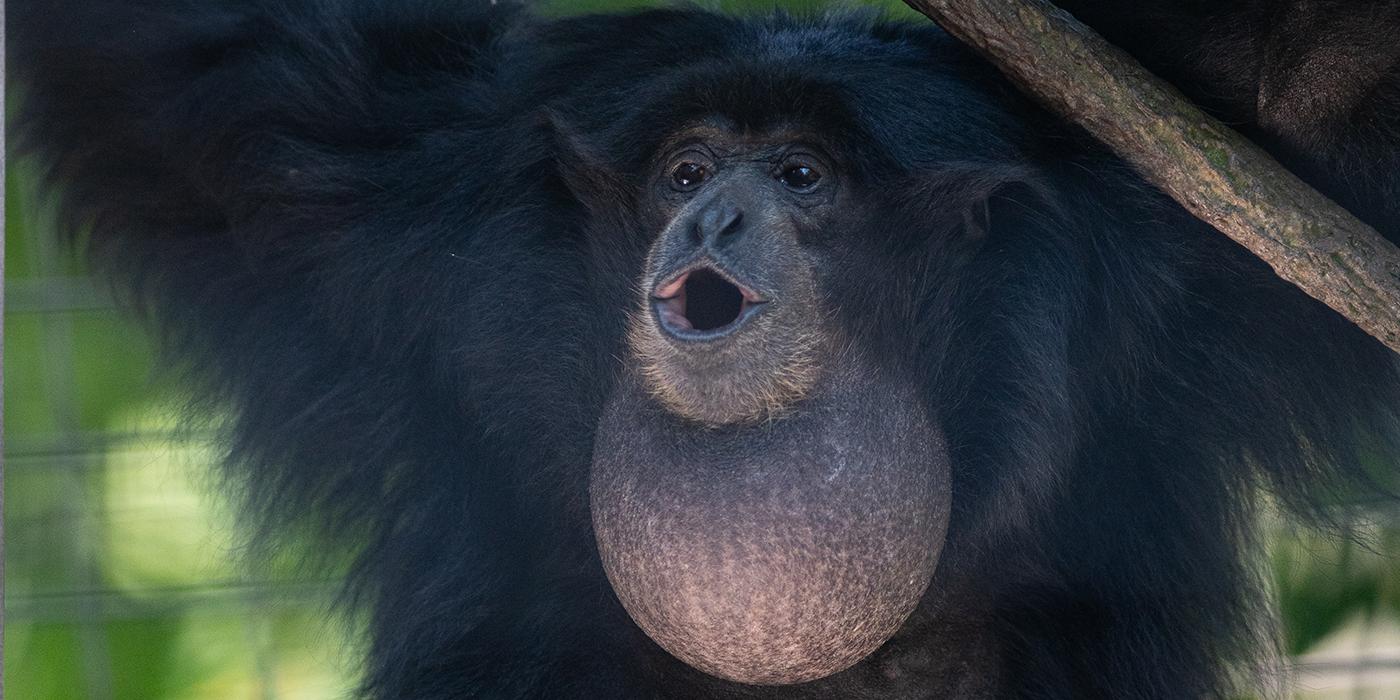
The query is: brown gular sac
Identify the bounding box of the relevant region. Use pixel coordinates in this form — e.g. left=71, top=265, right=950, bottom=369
left=590, top=352, right=951, bottom=685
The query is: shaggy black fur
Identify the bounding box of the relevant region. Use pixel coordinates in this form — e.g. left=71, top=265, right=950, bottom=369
left=9, top=1, right=1400, bottom=697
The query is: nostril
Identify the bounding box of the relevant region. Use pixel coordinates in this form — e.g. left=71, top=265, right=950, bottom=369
left=717, top=209, right=743, bottom=238
left=695, top=201, right=744, bottom=246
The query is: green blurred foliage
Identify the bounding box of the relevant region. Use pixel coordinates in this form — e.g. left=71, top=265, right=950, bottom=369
left=6, top=159, right=359, bottom=697
left=1274, top=522, right=1400, bottom=656
left=5, top=1, right=1398, bottom=698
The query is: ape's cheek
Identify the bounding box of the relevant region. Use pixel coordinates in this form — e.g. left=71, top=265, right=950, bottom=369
left=590, top=356, right=950, bottom=686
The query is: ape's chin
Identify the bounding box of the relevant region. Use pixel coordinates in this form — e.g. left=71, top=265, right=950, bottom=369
left=590, top=353, right=951, bottom=686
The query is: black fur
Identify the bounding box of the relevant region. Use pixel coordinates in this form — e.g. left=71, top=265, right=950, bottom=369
left=9, top=1, right=1400, bottom=697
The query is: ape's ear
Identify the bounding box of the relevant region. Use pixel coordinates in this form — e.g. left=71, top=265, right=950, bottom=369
left=545, top=111, right=635, bottom=220
left=909, top=163, right=1048, bottom=243
left=962, top=199, right=994, bottom=241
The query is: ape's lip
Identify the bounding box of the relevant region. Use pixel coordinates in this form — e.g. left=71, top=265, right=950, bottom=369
left=651, top=262, right=768, bottom=341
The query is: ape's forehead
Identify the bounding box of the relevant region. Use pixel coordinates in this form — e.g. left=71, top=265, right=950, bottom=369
left=653, top=116, right=835, bottom=158
left=570, top=15, right=1027, bottom=176
left=647, top=69, right=860, bottom=135
left=596, top=64, right=874, bottom=175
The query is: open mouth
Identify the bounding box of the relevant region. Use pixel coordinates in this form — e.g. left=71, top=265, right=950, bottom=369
left=653, top=265, right=766, bottom=338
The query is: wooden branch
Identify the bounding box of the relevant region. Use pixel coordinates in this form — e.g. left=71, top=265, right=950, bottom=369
left=903, top=0, right=1400, bottom=354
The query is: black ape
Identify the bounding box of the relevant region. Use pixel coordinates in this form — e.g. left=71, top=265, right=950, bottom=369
left=10, top=0, right=1400, bottom=697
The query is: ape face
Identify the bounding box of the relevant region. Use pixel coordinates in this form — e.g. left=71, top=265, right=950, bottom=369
left=630, top=126, right=845, bottom=426
left=590, top=123, right=953, bottom=685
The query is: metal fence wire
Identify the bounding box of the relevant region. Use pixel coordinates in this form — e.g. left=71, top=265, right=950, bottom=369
left=5, top=173, right=349, bottom=700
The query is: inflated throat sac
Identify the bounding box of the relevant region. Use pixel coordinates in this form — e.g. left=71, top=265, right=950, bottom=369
left=590, top=356, right=951, bottom=685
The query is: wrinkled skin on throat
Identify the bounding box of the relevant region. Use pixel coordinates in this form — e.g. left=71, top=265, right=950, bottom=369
left=590, top=352, right=951, bottom=685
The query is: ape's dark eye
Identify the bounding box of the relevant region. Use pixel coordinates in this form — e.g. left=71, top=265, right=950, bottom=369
left=671, top=162, right=709, bottom=190
left=779, top=164, right=821, bottom=191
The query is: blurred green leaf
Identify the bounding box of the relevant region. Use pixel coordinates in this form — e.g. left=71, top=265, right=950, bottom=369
left=1273, top=521, right=1400, bottom=655
left=106, top=618, right=185, bottom=700
left=3, top=625, right=88, bottom=699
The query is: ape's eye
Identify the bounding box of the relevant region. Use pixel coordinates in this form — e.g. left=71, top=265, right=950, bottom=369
left=671, top=161, right=710, bottom=190
left=778, top=163, right=821, bottom=191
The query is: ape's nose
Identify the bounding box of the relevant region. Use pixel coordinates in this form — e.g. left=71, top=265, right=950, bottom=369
left=692, top=199, right=744, bottom=248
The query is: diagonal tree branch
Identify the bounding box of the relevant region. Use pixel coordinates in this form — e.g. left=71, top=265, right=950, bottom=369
left=904, top=0, right=1400, bottom=354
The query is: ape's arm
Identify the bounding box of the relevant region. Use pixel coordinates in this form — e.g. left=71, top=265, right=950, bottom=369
left=7, top=0, right=545, bottom=546
left=9, top=0, right=522, bottom=249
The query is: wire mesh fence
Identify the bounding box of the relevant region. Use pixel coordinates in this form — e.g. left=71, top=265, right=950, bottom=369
left=5, top=166, right=355, bottom=699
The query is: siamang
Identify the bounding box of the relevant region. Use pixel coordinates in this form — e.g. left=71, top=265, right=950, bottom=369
left=10, top=0, right=1400, bottom=697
